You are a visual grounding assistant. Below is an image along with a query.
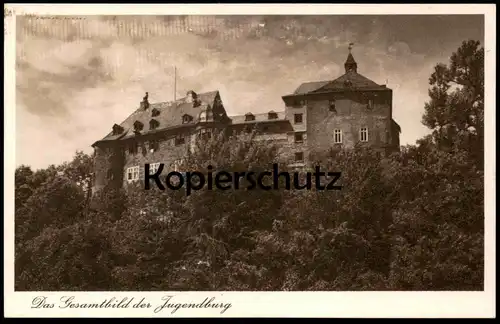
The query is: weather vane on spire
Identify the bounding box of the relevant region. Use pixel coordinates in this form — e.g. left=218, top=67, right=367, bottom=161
left=348, top=42, right=354, bottom=53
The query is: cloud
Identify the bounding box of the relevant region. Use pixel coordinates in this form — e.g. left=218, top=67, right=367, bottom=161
left=15, top=15, right=484, bottom=169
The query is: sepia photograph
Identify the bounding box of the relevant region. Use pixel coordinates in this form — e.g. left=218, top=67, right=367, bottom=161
left=5, top=4, right=495, bottom=318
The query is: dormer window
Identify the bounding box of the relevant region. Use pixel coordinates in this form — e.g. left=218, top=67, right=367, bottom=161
left=151, top=108, right=160, bottom=117
left=133, top=121, right=144, bottom=134
left=245, top=113, right=255, bottom=122
left=112, top=124, right=124, bottom=135
left=149, top=119, right=160, bottom=130
left=182, top=114, right=193, bottom=124
left=268, top=111, right=278, bottom=120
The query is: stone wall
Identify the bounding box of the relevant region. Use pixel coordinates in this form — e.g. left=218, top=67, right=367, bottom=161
left=92, top=143, right=125, bottom=193
left=304, top=90, right=393, bottom=155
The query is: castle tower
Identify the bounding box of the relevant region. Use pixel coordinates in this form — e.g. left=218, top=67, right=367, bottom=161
left=281, top=44, right=401, bottom=163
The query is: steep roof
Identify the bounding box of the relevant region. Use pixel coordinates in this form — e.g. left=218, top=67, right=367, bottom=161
left=345, top=53, right=357, bottom=65
left=97, top=91, right=219, bottom=143
left=288, top=52, right=387, bottom=97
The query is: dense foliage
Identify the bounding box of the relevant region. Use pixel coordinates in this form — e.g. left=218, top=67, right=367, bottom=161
left=15, top=40, right=484, bottom=291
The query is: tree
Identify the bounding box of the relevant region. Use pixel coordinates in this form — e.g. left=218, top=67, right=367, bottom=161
left=58, top=151, right=94, bottom=212
left=386, top=144, right=483, bottom=290
left=15, top=40, right=485, bottom=291
left=422, top=40, right=484, bottom=168
left=16, top=219, right=113, bottom=291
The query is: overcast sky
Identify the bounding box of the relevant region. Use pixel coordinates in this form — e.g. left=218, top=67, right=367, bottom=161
left=15, top=15, right=484, bottom=169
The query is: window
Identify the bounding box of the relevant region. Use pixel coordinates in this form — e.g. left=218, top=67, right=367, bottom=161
left=149, top=119, right=160, bottom=130
left=367, top=99, right=373, bottom=109
left=128, top=142, right=138, bottom=154
left=173, top=159, right=185, bottom=172
left=106, top=169, right=114, bottom=180
left=175, top=136, right=185, bottom=146
left=149, top=140, right=159, bottom=152
left=334, top=129, right=342, bottom=144
left=294, top=152, right=304, bottom=162
left=329, top=100, right=336, bottom=112
left=182, top=114, right=193, bottom=124
left=199, top=129, right=212, bottom=140
left=360, top=127, right=368, bottom=142
left=149, top=162, right=161, bottom=175
left=292, top=100, right=306, bottom=107
left=245, top=113, right=255, bottom=122
left=294, top=113, right=303, bottom=124
left=133, top=121, right=144, bottom=132
left=151, top=108, right=160, bottom=117
left=268, top=111, right=278, bottom=120
left=294, top=132, right=304, bottom=143
left=126, top=166, right=140, bottom=182
left=112, top=124, right=124, bottom=135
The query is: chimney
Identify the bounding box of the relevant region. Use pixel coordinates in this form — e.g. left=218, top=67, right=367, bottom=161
left=186, top=90, right=197, bottom=104
left=140, top=92, right=149, bottom=110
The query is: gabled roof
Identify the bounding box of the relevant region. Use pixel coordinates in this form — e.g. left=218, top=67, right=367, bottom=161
left=98, top=91, right=220, bottom=143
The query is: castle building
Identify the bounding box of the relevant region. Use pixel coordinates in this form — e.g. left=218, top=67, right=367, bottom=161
left=91, top=50, right=401, bottom=192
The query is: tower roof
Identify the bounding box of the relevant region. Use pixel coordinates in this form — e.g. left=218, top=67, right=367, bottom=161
left=287, top=45, right=388, bottom=97
left=344, top=52, right=357, bottom=73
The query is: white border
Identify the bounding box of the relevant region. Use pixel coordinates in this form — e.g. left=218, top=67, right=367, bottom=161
left=4, top=4, right=496, bottom=318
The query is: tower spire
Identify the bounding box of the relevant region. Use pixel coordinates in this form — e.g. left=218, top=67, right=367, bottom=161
left=345, top=43, right=357, bottom=73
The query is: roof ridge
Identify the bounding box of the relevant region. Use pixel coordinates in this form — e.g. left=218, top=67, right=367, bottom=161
left=150, top=90, right=219, bottom=106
